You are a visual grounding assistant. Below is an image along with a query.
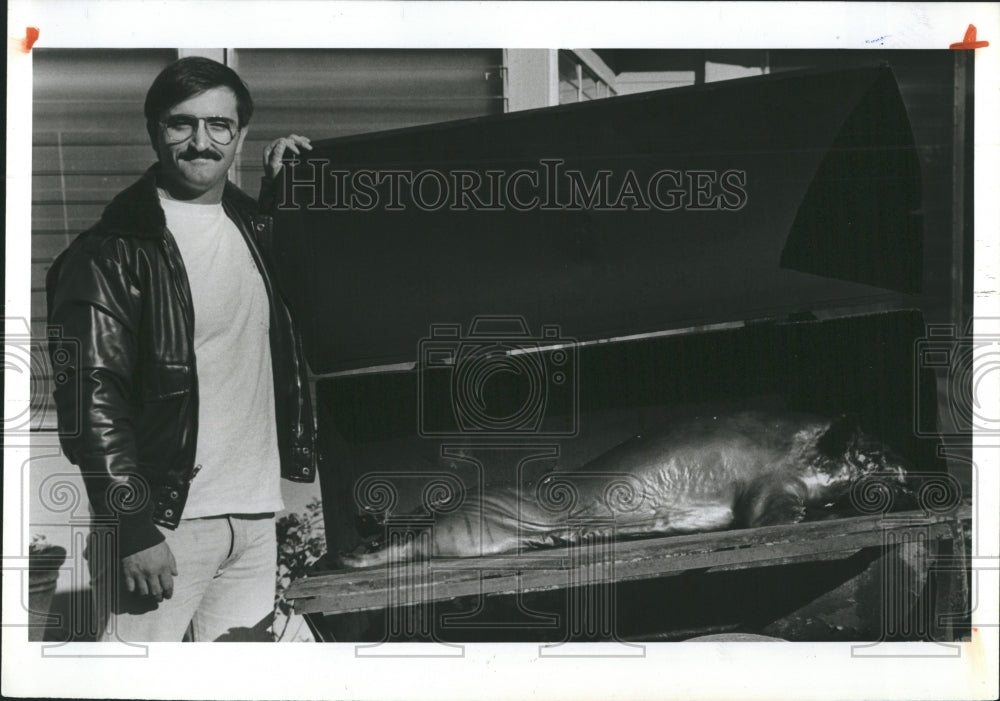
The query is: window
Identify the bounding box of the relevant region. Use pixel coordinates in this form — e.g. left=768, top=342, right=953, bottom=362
left=558, top=50, right=617, bottom=104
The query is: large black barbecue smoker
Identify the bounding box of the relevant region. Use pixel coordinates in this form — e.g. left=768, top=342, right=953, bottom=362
left=272, top=64, right=971, bottom=643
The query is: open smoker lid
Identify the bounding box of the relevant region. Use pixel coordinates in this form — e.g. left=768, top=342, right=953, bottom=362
left=271, top=65, right=921, bottom=373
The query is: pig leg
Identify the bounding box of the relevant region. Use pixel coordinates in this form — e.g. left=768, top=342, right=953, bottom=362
left=735, top=475, right=808, bottom=528
left=338, top=534, right=424, bottom=569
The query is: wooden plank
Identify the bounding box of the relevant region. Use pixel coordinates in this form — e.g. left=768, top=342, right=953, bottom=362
left=704, top=547, right=862, bottom=573
left=288, top=506, right=971, bottom=615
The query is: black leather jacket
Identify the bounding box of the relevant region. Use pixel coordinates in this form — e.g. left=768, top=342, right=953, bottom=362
left=46, top=165, right=316, bottom=558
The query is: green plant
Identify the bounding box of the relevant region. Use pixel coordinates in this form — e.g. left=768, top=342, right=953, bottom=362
left=28, top=533, right=68, bottom=641
left=273, top=497, right=325, bottom=641
left=29, top=534, right=51, bottom=553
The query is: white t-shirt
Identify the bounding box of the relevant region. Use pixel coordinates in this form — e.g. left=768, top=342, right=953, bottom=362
left=159, top=195, right=284, bottom=517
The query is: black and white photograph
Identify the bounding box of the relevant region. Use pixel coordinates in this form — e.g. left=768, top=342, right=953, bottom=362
left=3, top=2, right=998, bottom=700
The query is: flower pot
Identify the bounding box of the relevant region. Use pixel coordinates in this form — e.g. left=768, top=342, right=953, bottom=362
left=28, top=545, right=67, bottom=641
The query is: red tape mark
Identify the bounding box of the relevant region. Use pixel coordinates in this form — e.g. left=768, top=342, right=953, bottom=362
left=22, top=27, right=40, bottom=53
left=950, top=24, right=988, bottom=50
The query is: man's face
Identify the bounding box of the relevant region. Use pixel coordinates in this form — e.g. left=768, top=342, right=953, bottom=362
left=155, top=86, right=248, bottom=203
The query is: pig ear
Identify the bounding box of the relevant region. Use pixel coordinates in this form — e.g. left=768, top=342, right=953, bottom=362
left=816, top=413, right=860, bottom=458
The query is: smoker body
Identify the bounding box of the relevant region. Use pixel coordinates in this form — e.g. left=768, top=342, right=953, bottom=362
left=274, top=65, right=969, bottom=642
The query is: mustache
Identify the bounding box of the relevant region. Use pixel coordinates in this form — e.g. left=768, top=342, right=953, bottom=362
left=179, top=147, right=223, bottom=161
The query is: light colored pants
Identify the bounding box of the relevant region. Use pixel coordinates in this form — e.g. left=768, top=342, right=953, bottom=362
left=90, top=515, right=277, bottom=642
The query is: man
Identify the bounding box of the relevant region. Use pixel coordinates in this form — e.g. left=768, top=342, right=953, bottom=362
left=47, top=56, right=317, bottom=642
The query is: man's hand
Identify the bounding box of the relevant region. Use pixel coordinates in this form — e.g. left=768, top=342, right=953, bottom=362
left=122, top=541, right=177, bottom=602
left=263, top=134, right=313, bottom=179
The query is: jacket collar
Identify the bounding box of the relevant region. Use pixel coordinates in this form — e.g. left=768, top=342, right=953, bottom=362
left=99, top=164, right=259, bottom=239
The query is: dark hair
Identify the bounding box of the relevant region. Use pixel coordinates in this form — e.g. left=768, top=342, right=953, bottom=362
left=144, top=56, right=254, bottom=147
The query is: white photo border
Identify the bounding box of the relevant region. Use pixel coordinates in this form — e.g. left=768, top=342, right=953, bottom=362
left=4, top=2, right=999, bottom=700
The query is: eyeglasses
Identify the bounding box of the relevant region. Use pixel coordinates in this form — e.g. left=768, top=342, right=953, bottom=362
left=159, top=115, right=240, bottom=145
